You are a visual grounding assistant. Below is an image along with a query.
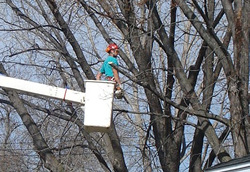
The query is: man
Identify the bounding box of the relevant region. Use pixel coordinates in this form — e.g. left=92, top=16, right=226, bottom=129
left=96, top=43, right=122, bottom=97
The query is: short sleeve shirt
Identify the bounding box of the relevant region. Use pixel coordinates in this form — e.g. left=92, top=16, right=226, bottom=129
left=100, top=56, right=118, bottom=77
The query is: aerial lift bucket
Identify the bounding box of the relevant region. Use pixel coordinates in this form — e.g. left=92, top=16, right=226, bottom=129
left=84, top=80, right=115, bottom=132
left=0, top=75, right=116, bottom=133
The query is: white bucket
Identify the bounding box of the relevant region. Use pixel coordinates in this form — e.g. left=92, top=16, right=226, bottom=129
left=84, top=80, right=115, bottom=132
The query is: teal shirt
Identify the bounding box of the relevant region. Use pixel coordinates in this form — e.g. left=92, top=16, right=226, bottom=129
left=100, top=56, right=118, bottom=77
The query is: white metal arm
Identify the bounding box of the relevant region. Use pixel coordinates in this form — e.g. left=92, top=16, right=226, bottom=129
left=0, top=75, right=85, bottom=104
left=0, top=75, right=116, bottom=132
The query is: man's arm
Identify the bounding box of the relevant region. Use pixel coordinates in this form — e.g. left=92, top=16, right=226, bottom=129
left=96, top=72, right=102, bottom=80
left=112, top=68, right=121, bottom=85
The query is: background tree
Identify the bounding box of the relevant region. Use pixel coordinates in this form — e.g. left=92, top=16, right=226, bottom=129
left=0, top=0, right=249, bottom=172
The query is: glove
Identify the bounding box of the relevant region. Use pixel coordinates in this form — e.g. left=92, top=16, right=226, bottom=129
left=116, top=84, right=123, bottom=90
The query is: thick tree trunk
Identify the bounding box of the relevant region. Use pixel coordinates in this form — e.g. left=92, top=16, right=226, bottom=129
left=245, top=0, right=250, bottom=151
left=224, top=0, right=249, bottom=157
left=189, top=127, right=204, bottom=172
left=103, top=120, right=128, bottom=172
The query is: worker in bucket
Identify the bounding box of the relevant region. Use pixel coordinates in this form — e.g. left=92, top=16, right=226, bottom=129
left=96, top=43, right=123, bottom=98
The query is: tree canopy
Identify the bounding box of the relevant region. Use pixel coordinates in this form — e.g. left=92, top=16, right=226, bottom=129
left=0, top=0, right=249, bottom=172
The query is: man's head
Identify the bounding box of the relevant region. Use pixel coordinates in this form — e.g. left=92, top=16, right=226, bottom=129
left=106, top=43, right=119, bottom=57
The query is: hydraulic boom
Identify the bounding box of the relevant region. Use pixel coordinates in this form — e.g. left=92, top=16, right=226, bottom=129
left=0, top=75, right=115, bottom=132
left=0, top=75, right=85, bottom=104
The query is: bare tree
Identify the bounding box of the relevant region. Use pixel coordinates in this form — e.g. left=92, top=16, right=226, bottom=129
left=0, top=0, right=249, bottom=172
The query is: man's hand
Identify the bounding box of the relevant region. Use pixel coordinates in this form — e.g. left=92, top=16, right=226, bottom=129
left=117, top=84, right=123, bottom=90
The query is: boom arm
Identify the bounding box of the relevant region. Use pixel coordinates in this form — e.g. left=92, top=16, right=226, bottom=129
left=0, top=75, right=116, bottom=132
left=0, top=75, right=85, bottom=104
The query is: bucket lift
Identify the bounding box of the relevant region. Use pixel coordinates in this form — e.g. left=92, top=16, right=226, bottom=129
left=0, top=75, right=115, bottom=132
